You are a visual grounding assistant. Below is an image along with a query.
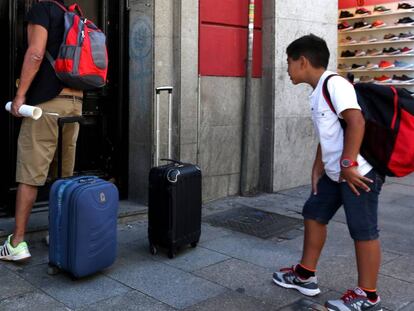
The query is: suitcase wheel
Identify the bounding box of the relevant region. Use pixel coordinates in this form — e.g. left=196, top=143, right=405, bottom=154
left=47, top=263, right=60, bottom=276
left=168, top=249, right=175, bottom=259
left=149, top=244, right=157, bottom=256
left=191, top=241, right=198, bottom=248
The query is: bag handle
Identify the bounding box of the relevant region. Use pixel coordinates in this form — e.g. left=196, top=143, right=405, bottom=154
left=68, top=3, right=84, bottom=17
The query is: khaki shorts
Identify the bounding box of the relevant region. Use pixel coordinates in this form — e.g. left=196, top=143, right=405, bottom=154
left=16, top=96, right=82, bottom=186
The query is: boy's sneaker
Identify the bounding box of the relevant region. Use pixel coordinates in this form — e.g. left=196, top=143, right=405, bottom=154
left=272, top=265, right=321, bottom=297
left=0, top=235, right=31, bottom=261
left=325, top=287, right=383, bottom=311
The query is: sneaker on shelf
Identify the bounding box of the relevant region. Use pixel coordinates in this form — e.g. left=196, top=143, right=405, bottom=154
left=393, top=74, right=414, bottom=83
left=384, top=33, right=400, bottom=41
left=394, top=60, right=414, bottom=68
left=399, top=31, right=414, bottom=39
left=371, top=20, right=387, bottom=28
left=383, top=47, right=401, bottom=55
left=367, top=49, right=382, bottom=56
left=339, top=10, right=354, bottom=18
left=338, top=63, right=352, bottom=70
left=0, top=235, right=31, bottom=262
left=375, top=75, right=393, bottom=83
left=401, top=46, right=414, bottom=54
left=355, top=7, right=372, bottom=16
left=366, top=62, right=379, bottom=70
left=396, top=17, right=414, bottom=25
left=374, top=5, right=391, bottom=13
left=341, top=50, right=356, bottom=57
left=354, top=21, right=371, bottom=30
left=379, top=60, right=395, bottom=69
left=355, top=50, right=366, bottom=57
left=272, top=265, right=321, bottom=297
left=352, top=63, right=366, bottom=70
left=398, top=3, right=414, bottom=10
left=325, top=288, right=382, bottom=311
left=360, top=76, right=374, bottom=83
left=340, top=36, right=357, bottom=44
left=360, top=35, right=378, bottom=42
left=338, top=22, right=353, bottom=31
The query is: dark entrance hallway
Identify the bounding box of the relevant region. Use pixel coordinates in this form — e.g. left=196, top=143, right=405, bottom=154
left=0, top=0, right=129, bottom=216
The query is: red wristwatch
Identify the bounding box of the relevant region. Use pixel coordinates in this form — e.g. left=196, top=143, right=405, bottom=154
left=340, top=158, right=359, bottom=168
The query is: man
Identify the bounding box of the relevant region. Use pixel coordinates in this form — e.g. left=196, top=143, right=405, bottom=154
left=0, top=0, right=83, bottom=261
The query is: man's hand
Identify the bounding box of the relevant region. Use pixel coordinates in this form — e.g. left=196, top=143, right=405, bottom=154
left=11, top=95, right=26, bottom=117
left=340, top=167, right=373, bottom=196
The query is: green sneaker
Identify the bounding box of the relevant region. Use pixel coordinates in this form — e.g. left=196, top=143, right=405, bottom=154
left=0, top=235, right=31, bottom=261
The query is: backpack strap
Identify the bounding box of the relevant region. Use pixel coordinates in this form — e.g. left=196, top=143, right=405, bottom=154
left=38, top=1, right=68, bottom=67
left=38, top=0, right=68, bottom=12
left=322, top=74, right=348, bottom=129
left=322, top=74, right=339, bottom=114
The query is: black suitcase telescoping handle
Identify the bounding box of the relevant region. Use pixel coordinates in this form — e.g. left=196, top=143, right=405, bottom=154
left=154, top=86, right=173, bottom=167
left=57, top=116, right=84, bottom=179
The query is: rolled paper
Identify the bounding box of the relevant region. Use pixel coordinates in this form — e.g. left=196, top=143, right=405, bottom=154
left=5, top=102, right=43, bottom=120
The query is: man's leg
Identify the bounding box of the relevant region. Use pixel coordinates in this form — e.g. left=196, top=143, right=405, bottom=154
left=355, top=239, right=381, bottom=289
left=12, top=183, right=38, bottom=246
left=301, top=219, right=327, bottom=269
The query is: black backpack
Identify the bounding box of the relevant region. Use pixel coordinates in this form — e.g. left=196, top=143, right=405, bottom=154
left=323, top=74, right=414, bottom=177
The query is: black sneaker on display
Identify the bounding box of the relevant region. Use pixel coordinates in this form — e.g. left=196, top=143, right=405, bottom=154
left=396, top=17, right=414, bottom=24
left=354, top=21, right=371, bottom=29
left=340, top=10, right=354, bottom=18
left=341, top=50, right=356, bottom=57
left=398, top=3, right=414, bottom=10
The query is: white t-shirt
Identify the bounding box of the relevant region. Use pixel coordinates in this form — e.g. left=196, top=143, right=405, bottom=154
left=309, top=70, right=372, bottom=182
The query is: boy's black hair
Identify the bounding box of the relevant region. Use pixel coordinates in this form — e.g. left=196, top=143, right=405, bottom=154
left=286, top=34, right=330, bottom=69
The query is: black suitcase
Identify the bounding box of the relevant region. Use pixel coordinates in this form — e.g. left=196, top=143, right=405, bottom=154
left=148, top=87, right=202, bottom=259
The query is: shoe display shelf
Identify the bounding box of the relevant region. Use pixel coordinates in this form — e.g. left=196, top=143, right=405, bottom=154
left=338, top=2, right=414, bottom=87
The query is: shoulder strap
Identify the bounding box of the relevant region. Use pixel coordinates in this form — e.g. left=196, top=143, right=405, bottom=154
left=38, top=0, right=68, bottom=12
left=322, top=74, right=338, bottom=114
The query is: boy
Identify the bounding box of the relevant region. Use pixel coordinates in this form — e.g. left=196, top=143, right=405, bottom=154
left=272, top=34, right=384, bottom=311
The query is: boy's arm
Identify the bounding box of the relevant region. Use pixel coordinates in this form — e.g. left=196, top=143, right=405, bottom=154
left=312, top=144, right=324, bottom=195
left=340, top=109, right=373, bottom=195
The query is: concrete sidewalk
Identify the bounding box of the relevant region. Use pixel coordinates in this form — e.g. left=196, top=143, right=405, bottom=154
left=0, top=175, right=413, bottom=310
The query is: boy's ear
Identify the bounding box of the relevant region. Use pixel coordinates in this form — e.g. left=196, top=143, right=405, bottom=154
left=299, top=55, right=308, bottom=69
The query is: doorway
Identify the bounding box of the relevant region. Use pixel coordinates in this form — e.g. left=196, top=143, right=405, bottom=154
left=0, top=0, right=129, bottom=216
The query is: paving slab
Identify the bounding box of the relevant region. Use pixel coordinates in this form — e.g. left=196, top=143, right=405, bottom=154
left=104, top=251, right=226, bottom=309
left=182, top=291, right=274, bottom=311
left=376, top=274, right=414, bottom=311
left=0, top=290, right=68, bottom=311
left=18, top=264, right=130, bottom=309
left=200, top=232, right=302, bottom=269
left=194, top=258, right=327, bottom=308
left=399, top=301, right=414, bottom=311
left=0, top=266, right=35, bottom=301
left=381, top=255, right=414, bottom=283
left=78, top=290, right=176, bottom=311
left=157, top=246, right=230, bottom=272
left=199, top=224, right=232, bottom=244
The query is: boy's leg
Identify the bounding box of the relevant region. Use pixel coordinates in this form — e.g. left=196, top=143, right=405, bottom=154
left=301, top=219, right=327, bottom=270
left=325, top=169, right=384, bottom=311
left=355, top=239, right=381, bottom=289
left=273, top=174, right=342, bottom=296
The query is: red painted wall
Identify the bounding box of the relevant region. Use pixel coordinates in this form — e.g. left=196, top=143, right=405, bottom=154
left=199, top=0, right=262, bottom=78
left=339, top=0, right=399, bottom=9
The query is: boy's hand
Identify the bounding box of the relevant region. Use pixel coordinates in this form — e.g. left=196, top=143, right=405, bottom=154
left=340, top=167, right=373, bottom=196
left=312, top=165, right=324, bottom=195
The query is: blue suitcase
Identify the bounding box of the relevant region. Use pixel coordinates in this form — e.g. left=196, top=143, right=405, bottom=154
left=48, top=176, right=119, bottom=278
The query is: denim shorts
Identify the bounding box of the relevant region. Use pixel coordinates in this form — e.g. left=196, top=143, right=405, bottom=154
left=302, top=169, right=384, bottom=241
